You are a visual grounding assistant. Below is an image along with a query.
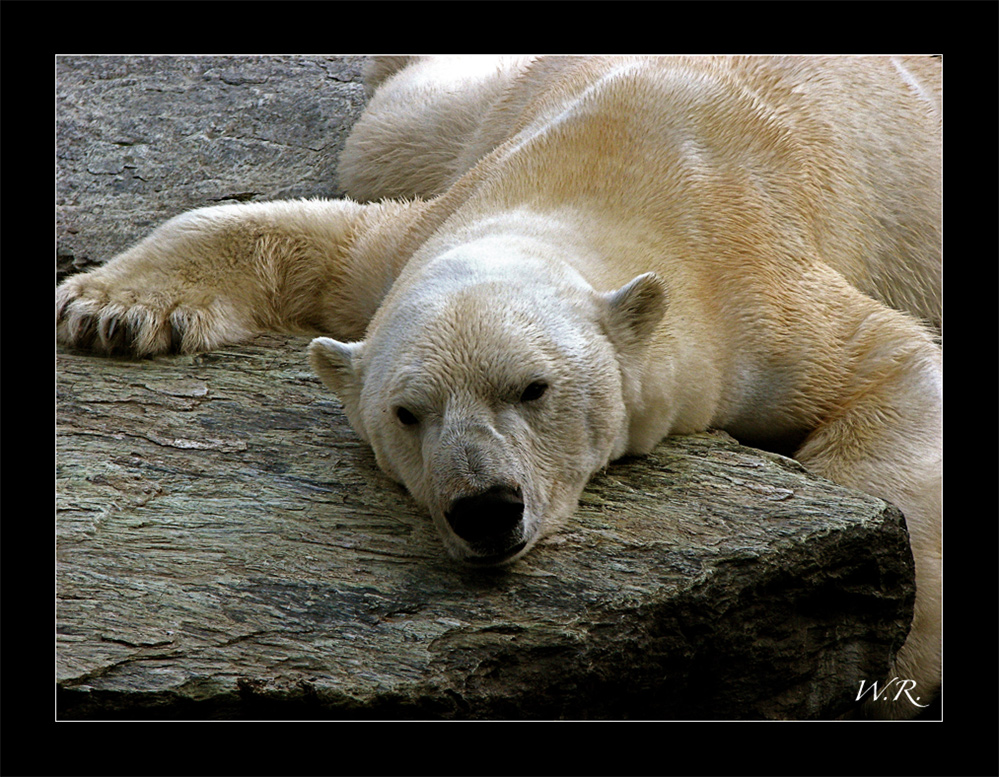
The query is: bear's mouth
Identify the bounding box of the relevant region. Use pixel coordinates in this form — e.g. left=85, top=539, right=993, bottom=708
left=463, top=540, right=528, bottom=567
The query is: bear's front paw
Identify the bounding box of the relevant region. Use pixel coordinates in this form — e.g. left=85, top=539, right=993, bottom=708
left=56, top=273, right=248, bottom=357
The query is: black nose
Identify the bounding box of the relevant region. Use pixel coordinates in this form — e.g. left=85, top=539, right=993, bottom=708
left=446, top=485, right=524, bottom=545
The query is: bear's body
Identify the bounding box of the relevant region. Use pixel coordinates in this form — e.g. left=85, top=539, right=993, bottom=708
left=57, top=55, right=942, bottom=718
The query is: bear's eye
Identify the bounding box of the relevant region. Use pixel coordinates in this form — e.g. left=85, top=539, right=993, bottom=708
left=395, top=406, right=419, bottom=426
left=519, top=380, right=548, bottom=403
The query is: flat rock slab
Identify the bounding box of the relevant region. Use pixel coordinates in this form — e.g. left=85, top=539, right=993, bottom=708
left=56, top=335, right=914, bottom=720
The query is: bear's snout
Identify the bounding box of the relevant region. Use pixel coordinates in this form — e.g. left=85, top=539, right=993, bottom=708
left=445, top=484, right=526, bottom=561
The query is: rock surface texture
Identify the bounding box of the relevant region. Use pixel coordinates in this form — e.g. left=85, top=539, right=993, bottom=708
left=56, top=55, right=915, bottom=720
left=57, top=55, right=367, bottom=281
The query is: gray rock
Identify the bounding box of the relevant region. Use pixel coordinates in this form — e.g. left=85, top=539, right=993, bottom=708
left=57, top=55, right=367, bottom=279
left=56, top=337, right=914, bottom=720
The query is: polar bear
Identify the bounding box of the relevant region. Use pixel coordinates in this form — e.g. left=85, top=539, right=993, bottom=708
left=57, top=55, right=941, bottom=718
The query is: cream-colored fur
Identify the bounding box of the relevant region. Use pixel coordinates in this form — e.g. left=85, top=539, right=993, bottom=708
left=57, top=56, right=942, bottom=718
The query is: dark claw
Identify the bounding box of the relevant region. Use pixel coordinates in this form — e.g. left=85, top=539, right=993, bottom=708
left=169, top=318, right=186, bottom=354
left=74, top=314, right=99, bottom=351
left=99, top=315, right=130, bottom=354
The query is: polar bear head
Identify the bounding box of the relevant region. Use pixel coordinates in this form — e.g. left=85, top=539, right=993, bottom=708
left=309, top=245, right=666, bottom=566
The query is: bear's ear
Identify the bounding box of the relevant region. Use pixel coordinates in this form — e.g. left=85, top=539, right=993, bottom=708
left=308, top=337, right=365, bottom=397
left=601, top=272, right=668, bottom=352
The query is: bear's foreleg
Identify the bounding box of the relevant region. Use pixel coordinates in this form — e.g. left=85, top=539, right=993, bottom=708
left=57, top=198, right=380, bottom=356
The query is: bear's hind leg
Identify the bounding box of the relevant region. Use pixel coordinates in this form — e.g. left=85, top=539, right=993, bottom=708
left=794, top=308, right=942, bottom=719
